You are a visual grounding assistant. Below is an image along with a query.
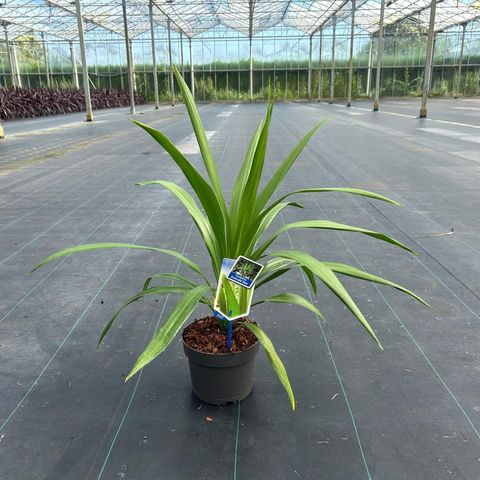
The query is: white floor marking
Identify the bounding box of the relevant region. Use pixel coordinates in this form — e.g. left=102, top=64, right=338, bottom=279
left=176, top=131, right=216, bottom=154
left=334, top=109, right=365, bottom=116
left=417, top=127, right=465, bottom=138
left=418, top=128, right=480, bottom=144
left=449, top=151, right=480, bottom=162
left=452, top=107, right=480, bottom=111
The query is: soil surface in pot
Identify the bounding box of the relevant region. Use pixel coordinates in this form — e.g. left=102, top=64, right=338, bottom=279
left=183, top=316, right=257, bottom=354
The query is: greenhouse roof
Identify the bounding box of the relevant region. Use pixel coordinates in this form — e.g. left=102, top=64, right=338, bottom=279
left=0, top=0, right=479, bottom=41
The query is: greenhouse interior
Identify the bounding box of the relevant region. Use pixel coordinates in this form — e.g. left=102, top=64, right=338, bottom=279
left=0, top=0, right=479, bottom=479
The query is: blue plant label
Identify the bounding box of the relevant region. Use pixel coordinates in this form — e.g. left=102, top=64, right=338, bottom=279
left=227, top=256, right=264, bottom=289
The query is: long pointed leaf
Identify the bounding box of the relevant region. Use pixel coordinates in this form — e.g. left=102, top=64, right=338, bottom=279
left=241, top=322, right=295, bottom=410
left=132, top=120, right=227, bottom=256
left=143, top=272, right=199, bottom=291
left=264, top=187, right=402, bottom=215
left=244, top=201, right=304, bottom=257
left=253, top=292, right=324, bottom=320
left=255, top=220, right=415, bottom=257
left=172, top=66, right=227, bottom=218
left=255, top=118, right=331, bottom=214
left=31, top=243, right=210, bottom=284
left=126, top=285, right=210, bottom=381
left=98, top=285, right=189, bottom=346
left=152, top=180, right=221, bottom=276
left=324, top=262, right=431, bottom=307
left=229, top=119, right=264, bottom=222
left=233, top=103, right=273, bottom=255
left=271, top=250, right=383, bottom=349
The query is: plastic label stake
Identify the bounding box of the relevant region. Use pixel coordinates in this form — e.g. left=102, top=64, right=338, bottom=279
left=227, top=315, right=233, bottom=349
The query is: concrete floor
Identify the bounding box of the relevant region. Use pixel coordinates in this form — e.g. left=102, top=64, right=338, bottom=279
left=0, top=97, right=479, bottom=479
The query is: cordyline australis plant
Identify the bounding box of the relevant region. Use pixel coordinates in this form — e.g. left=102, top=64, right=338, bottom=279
left=32, top=66, right=429, bottom=410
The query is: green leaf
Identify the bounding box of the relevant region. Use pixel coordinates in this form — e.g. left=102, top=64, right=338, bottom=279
left=233, top=102, right=274, bottom=255
left=241, top=322, right=295, bottom=410
left=253, top=292, right=324, bottom=320
left=255, top=220, right=415, bottom=257
left=143, top=272, right=199, bottom=291
left=98, top=285, right=189, bottom=347
left=172, top=66, right=227, bottom=218
left=264, top=187, right=402, bottom=214
left=126, top=285, right=210, bottom=381
left=243, top=201, right=304, bottom=257
left=150, top=180, right=221, bottom=276
left=132, top=120, right=227, bottom=257
left=220, top=274, right=241, bottom=317
left=301, top=267, right=317, bottom=295
left=324, top=262, right=431, bottom=307
left=31, top=243, right=210, bottom=285
left=255, top=118, right=331, bottom=214
left=229, top=119, right=264, bottom=222
left=271, top=250, right=383, bottom=349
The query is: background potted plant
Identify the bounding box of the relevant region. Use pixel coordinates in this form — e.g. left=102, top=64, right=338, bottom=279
left=32, top=66, right=428, bottom=410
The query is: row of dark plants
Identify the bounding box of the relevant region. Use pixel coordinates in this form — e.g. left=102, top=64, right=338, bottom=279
left=0, top=86, right=145, bottom=120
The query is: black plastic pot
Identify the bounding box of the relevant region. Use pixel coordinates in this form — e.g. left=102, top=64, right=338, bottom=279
left=182, top=335, right=260, bottom=405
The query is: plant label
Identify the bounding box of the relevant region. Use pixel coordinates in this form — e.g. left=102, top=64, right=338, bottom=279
left=213, top=257, right=260, bottom=321
left=227, top=256, right=264, bottom=289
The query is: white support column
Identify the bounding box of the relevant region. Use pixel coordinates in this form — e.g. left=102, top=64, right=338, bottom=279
left=308, top=34, right=313, bottom=99
left=419, top=0, right=437, bottom=118
left=427, top=33, right=436, bottom=95
left=3, top=25, right=15, bottom=88
left=329, top=15, right=336, bottom=104
left=122, top=0, right=136, bottom=114
left=69, top=41, right=80, bottom=89
left=41, top=33, right=51, bottom=88
left=149, top=1, right=159, bottom=109
left=347, top=0, right=356, bottom=107
left=189, top=36, right=195, bottom=98
left=167, top=18, right=175, bottom=106
left=10, top=41, right=22, bottom=88
left=454, top=22, right=467, bottom=99
left=318, top=29, right=323, bottom=101
left=180, top=31, right=185, bottom=78
left=373, top=0, right=385, bottom=111
left=249, top=36, right=253, bottom=101
left=75, top=0, right=93, bottom=121
left=366, top=34, right=374, bottom=97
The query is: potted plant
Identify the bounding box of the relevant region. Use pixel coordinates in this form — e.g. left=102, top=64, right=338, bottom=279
left=32, top=66, right=428, bottom=410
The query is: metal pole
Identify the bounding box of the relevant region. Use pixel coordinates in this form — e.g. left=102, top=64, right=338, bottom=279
left=347, top=0, right=356, bottom=107
left=41, top=33, right=51, bottom=88
left=427, top=33, right=436, bottom=95
left=373, top=0, right=385, bottom=111
left=75, top=0, right=93, bottom=121
left=249, top=36, right=253, bottom=101
left=122, top=0, right=136, bottom=114
left=3, top=25, right=15, bottom=88
left=318, top=29, right=323, bottom=101
left=308, top=34, right=313, bottom=99
left=454, top=22, right=467, bottom=98
left=419, top=0, right=437, bottom=118
left=366, top=34, right=373, bottom=97
left=167, top=18, right=175, bottom=106
left=69, top=41, right=80, bottom=89
left=329, top=15, right=336, bottom=104
left=11, top=41, right=22, bottom=88
left=149, top=1, right=159, bottom=109
left=180, top=31, right=184, bottom=78
left=189, top=36, right=195, bottom=98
